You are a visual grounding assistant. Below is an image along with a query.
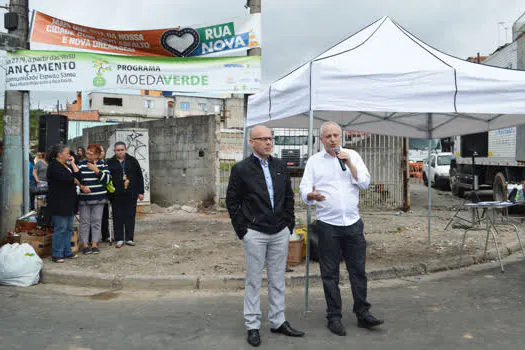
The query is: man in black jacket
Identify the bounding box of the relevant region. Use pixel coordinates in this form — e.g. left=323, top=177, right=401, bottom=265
left=107, top=142, right=144, bottom=248
left=226, top=125, right=305, bottom=347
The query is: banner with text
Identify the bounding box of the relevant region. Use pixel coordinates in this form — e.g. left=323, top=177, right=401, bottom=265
left=5, top=50, right=261, bottom=93
left=30, top=11, right=261, bottom=57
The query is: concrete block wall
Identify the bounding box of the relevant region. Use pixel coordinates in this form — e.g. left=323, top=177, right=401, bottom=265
left=145, top=115, right=220, bottom=207
left=219, top=131, right=244, bottom=162
left=68, top=115, right=220, bottom=207
left=68, top=134, right=91, bottom=152
left=224, top=95, right=245, bottom=129
left=81, top=124, right=122, bottom=152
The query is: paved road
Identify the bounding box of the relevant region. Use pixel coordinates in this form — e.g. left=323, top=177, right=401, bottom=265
left=1, top=257, right=524, bottom=350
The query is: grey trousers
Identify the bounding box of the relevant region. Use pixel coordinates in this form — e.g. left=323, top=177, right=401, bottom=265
left=243, top=226, right=289, bottom=330
left=79, top=203, right=105, bottom=244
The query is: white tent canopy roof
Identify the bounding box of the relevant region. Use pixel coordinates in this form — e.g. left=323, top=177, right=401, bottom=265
left=247, top=17, right=525, bottom=138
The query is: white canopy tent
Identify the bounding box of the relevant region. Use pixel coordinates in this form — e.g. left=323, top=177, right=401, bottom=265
left=248, top=16, right=525, bottom=135
left=247, top=16, right=525, bottom=311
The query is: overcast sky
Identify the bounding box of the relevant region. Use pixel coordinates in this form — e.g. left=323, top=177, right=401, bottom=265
left=1, top=0, right=524, bottom=109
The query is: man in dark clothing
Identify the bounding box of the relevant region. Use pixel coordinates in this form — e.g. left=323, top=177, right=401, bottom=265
left=99, top=145, right=110, bottom=243
left=226, top=125, right=304, bottom=347
left=107, top=142, right=144, bottom=248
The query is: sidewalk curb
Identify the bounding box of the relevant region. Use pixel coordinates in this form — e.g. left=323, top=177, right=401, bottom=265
left=41, top=242, right=524, bottom=291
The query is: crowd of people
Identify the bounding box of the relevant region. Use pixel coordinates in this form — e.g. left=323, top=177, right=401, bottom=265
left=35, top=142, right=145, bottom=263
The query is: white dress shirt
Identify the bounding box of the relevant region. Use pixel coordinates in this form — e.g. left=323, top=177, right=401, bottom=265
left=300, top=148, right=370, bottom=226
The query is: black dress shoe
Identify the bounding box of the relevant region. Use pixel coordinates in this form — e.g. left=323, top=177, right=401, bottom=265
left=357, top=311, right=384, bottom=329
left=247, top=329, right=261, bottom=347
left=327, top=320, right=347, bottom=336
left=270, top=321, right=305, bottom=337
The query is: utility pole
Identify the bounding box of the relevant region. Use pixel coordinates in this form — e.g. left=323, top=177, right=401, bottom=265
left=242, top=0, right=261, bottom=157
left=1, top=0, right=30, bottom=242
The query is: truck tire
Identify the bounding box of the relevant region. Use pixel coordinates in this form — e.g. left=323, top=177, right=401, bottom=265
left=423, top=172, right=428, bottom=186
left=450, top=168, right=464, bottom=197
left=493, top=172, right=506, bottom=202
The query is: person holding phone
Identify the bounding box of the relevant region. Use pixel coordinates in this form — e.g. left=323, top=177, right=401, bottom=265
left=77, top=144, right=111, bottom=255
left=46, top=144, right=80, bottom=263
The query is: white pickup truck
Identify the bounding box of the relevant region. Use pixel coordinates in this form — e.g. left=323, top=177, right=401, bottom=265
left=422, top=152, right=453, bottom=189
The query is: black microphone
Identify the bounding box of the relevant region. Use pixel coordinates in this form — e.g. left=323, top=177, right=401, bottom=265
left=333, top=147, right=347, bottom=171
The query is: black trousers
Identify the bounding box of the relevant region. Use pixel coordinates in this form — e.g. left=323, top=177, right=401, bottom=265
left=317, top=219, right=371, bottom=321
left=101, top=203, right=109, bottom=241
left=30, top=191, right=36, bottom=211
left=111, top=195, right=137, bottom=242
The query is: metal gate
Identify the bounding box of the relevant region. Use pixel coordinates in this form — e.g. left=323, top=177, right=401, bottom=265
left=218, top=129, right=405, bottom=209
left=349, top=133, right=405, bottom=209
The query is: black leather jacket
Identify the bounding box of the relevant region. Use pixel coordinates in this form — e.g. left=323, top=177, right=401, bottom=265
left=46, top=160, right=79, bottom=216
left=226, top=154, right=295, bottom=239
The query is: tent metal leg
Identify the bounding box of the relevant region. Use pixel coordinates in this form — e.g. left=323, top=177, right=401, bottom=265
left=427, top=137, right=432, bottom=247
left=304, top=109, right=314, bottom=313
left=305, top=205, right=312, bottom=313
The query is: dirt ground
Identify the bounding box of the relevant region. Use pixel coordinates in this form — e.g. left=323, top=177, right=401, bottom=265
left=44, top=182, right=525, bottom=277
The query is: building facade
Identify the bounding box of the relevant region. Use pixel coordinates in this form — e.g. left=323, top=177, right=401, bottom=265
left=482, top=12, right=525, bottom=70
left=88, top=92, right=245, bottom=129
left=482, top=41, right=518, bottom=69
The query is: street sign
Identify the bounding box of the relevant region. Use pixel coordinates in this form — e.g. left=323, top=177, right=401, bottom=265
left=0, top=32, right=24, bottom=52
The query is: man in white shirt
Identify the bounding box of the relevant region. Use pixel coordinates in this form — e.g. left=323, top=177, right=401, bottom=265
left=300, top=121, right=384, bottom=336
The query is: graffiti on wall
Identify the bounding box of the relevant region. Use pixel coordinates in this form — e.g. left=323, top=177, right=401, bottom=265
left=125, top=131, right=148, bottom=161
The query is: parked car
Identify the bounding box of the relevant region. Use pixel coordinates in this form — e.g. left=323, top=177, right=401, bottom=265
left=422, top=152, right=452, bottom=189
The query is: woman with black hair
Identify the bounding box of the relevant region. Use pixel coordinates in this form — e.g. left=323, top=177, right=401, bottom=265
left=69, top=149, right=78, bottom=164
left=46, top=144, right=80, bottom=263
left=77, top=147, right=87, bottom=162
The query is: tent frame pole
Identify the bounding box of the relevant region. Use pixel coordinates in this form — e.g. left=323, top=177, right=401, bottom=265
left=305, top=109, right=314, bottom=313
left=427, top=113, right=433, bottom=247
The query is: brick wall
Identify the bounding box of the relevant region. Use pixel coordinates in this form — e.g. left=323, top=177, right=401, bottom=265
left=54, top=110, right=100, bottom=121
